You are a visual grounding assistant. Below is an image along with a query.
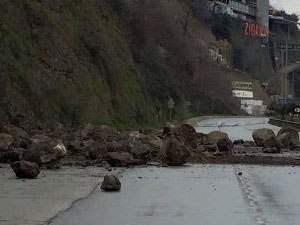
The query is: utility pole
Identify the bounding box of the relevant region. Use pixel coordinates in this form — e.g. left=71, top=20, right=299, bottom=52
left=283, top=23, right=290, bottom=97
left=286, top=24, right=290, bottom=67
left=259, top=37, right=266, bottom=83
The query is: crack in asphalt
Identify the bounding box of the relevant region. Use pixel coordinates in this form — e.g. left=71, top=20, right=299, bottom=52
left=45, top=181, right=102, bottom=225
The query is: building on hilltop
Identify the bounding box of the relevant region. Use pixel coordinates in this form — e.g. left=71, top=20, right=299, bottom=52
left=209, top=0, right=269, bottom=31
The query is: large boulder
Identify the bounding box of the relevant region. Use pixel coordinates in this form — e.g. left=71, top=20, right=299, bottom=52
left=252, top=129, right=281, bottom=151
left=0, top=148, right=25, bottom=163
left=2, top=125, right=29, bottom=149
left=145, top=135, right=163, bottom=150
left=196, top=144, right=218, bottom=153
left=207, top=131, right=229, bottom=144
left=159, top=136, right=190, bottom=166
left=106, top=152, right=140, bottom=167
left=134, top=134, right=162, bottom=159
left=175, top=124, right=198, bottom=149
left=197, top=133, right=211, bottom=145
left=129, top=140, right=151, bottom=163
left=277, top=127, right=299, bottom=148
left=36, top=121, right=66, bottom=137
left=2, top=125, right=28, bottom=138
left=0, top=133, right=14, bottom=151
left=217, top=136, right=234, bottom=153
left=11, top=161, right=40, bottom=179
left=101, top=175, right=121, bottom=191
left=88, top=141, right=108, bottom=160
left=80, top=124, right=120, bottom=141
left=23, top=135, right=67, bottom=165
left=163, top=124, right=197, bottom=150
left=106, top=141, right=125, bottom=152
left=277, top=133, right=292, bottom=149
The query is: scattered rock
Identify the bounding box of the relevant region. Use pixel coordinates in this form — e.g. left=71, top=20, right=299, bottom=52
left=2, top=125, right=28, bottom=139
left=159, top=136, right=190, bottom=166
left=101, top=175, right=121, bottom=191
left=217, top=137, right=233, bottom=153
left=207, top=131, right=229, bottom=144
left=126, top=136, right=151, bottom=163
left=277, top=133, right=292, bottom=148
left=106, top=141, right=124, bottom=152
left=175, top=124, right=198, bottom=149
left=242, top=141, right=256, bottom=147
left=233, top=139, right=245, bottom=145
left=0, top=148, right=25, bottom=163
left=253, top=128, right=276, bottom=146
left=0, top=133, right=14, bottom=151
left=278, top=127, right=299, bottom=146
left=197, top=144, right=218, bottom=153
left=263, top=148, right=280, bottom=154
left=81, top=124, right=120, bottom=141
left=264, top=137, right=281, bottom=151
left=197, top=133, right=211, bottom=145
left=23, top=135, right=67, bottom=166
left=88, top=141, right=108, bottom=160
left=130, top=143, right=150, bottom=163
left=106, top=152, right=140, bottom=167
left=2, top=125, right=29, bottom=148
left=11, top=161, right=40, bottom=179
left=200, top=151, right=215, bottom=158
left=252, top=129, right=281, bottom=151
left=142, top=135, right=163, bottom=158
left=102, top=161, right=111, bottom=170
left=47, top=121, right=66, bottom=137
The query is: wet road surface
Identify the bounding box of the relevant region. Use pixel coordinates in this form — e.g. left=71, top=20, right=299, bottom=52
left=49, top=165, right=300, bottom=225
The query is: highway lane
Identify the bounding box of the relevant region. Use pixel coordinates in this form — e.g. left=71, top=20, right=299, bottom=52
left=194, top=117, right=281, bottom=141
left=49, top=165, right=300, bottom=225
left=49, top=117, right=300, bottom=225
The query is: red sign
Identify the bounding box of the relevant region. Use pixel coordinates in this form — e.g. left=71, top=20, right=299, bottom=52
left=244, top=22, right=268, bottom=37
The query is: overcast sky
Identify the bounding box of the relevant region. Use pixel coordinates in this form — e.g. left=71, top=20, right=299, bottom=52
left=270, top=0, right=300, bottom=15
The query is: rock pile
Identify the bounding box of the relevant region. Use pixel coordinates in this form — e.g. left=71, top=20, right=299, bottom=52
left=252, top=128, right=281, bottom=153
left=0, top=122, right=163, bottom=169
left=1, top=120, right=298, bottom=170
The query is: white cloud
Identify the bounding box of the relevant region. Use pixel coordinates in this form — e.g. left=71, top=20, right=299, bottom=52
left=270, top=0, right=300, bottom=15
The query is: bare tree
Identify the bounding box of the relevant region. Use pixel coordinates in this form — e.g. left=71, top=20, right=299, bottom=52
left=180, top=8, right=194, bottom=38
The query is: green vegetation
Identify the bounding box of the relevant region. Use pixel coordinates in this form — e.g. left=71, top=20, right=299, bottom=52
left=0, top=0, right=243, bottom=129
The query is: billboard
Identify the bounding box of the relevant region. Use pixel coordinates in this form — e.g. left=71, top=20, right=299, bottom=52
left=277, top=43, right=300, bottom=51
left=233, top=90, right=254, bottom=98
left=232, top=81, right=253, bottom=90
left=244, top=21, right=268, bottom=37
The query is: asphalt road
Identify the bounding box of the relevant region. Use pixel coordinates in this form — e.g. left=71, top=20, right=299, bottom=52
left=0, top=165, right=121, bottom=225
left=49, top=165, right=300, bottom=225
left=3, top=117, right=300, bottom=225
left=194, top=117, right=281, bottom=141
left=49, top=117, right=300, bottom=225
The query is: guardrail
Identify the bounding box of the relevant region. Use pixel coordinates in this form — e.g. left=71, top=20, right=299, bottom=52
left=269, top=117, right=300, bottom=130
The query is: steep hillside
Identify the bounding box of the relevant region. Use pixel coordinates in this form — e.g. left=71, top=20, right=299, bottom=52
left=0, top=0, right=154, bottom=127
left=0, top=0, right=242, bottom=128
